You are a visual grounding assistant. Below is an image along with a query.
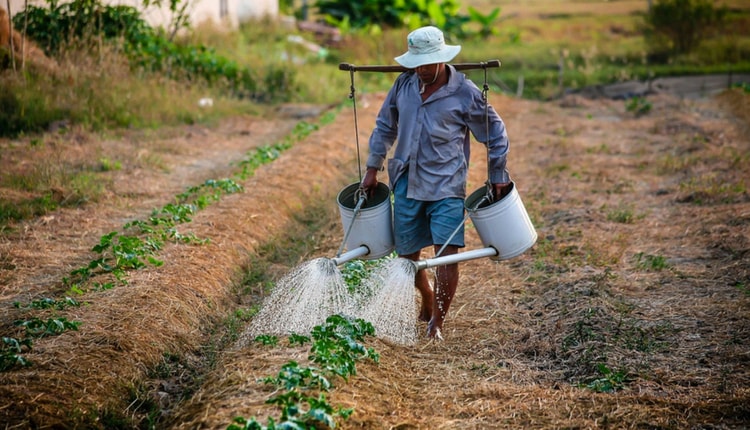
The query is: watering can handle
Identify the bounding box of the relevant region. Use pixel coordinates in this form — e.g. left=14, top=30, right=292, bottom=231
left=339, top=60, right=501, bottom=73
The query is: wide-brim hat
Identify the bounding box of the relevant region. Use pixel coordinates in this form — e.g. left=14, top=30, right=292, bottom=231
left=394, top=26, right=461, bottom=69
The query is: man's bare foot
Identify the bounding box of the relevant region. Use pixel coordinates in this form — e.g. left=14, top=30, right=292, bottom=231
left=418, top=283, right=434, bottom=322
left=426, top=320, right=443, bottom=340
left=418, top=294, right=433, bottom=322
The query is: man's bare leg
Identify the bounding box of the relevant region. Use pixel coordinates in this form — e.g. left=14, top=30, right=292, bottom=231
left=427, top=245, right=459, bottom=339
left=400, top=250, right=433, bottom=322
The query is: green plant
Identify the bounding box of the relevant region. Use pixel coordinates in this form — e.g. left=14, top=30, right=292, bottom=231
left=678, top=175, right=747, bottom=205
left=643, top=0, right=727, bottom=56
left=15, top=317, right=82, bottom=337
left=254, top=334, right=280, bottom=346
left=734, top=282, right=749, bottom=296
left=625, top=96, right=652, bottom=116
left=1, top=315, right=83, bottom=372
left=340, top=259, right=374, bottom=292
left=0, top=337, right=34, bottom=371
left=308, top=315, right=379, bottom=380
left=634, top=252, right=670, bottom=271
left=0, top=80, right=65, bottom=137
left=230, top=315, right=378, bottom=429
left=562, top=307, right=603, bottom=350
left=314, top=0, right=470, bottom=39
left=140, top=0, right=192, bottom=41
left=13, top=0, right=262, bottom=100
left=98, top=158, right=122, bottom=172
left=13, top=297, right=81, bottom=310
left=606, top=205, right=635, bottom=224
left=579, top=363, right=629, bottom=393
left=467, top=6, right=500, bottom=39
left=288, top=333, right=311, bottom=346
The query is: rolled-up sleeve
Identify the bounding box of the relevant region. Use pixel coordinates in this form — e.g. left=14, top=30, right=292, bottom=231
left=466, top=90, right=510, bottom=184
left=367, top=83, right=401, bottom=171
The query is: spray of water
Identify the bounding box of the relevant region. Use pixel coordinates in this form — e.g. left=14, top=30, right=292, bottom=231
left=240, top=256, right=420, bottom=347
left=242, top=258, right=353, bottom=342
left=356, top=258, right=418, bottom=345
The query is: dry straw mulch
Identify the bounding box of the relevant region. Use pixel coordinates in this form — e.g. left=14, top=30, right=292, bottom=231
left=1, top=88, right=749, bottom=429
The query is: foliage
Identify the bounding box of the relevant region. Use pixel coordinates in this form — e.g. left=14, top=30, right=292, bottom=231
left=10, top=0, right=277, bottom=101
left=65, top=178, right=245, bottom=289
left=1, top=315, right=82, bottom=371
left=13, top=0, right=140, bottom=56
left=340, top=259, right=375, bottom=292
left=467, top=6, right=500, bottom=38
left=642, top=0, right=728, bottom=56
left=606, top=205, right=636, bottom=224
left=232, top=315, right=378, bottom=430
left=579, top=363, right=629, bottom=393
left=15, top=317, right=82, bottom=337
left=2, top=0, right=748, bottom=137
left=1, top=111, right=319, bottom=373
left=254, top=334, right=280, bottom=346
left=634, top=252, right=670, bottom=271
left=625, top=96, right=653, bottom=117
left=13, top=296, right=80, bottom=310
left=0, top=337, right=33, bottom=371
left=140, top=0, right=192, bottom=40
left=313, top=0, right=495, bottom=40
left=0, top=77, right=67, bottom=137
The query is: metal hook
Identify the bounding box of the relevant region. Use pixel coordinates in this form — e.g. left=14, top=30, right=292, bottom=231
left=354, top=185, right=368, bottom=207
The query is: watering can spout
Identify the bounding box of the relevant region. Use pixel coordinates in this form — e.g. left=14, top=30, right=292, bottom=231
left=412, top=247, right=499, bottom=271
left=331, top=245, right=370, bottom=266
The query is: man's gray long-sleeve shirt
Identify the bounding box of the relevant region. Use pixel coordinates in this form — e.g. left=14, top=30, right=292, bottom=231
left=366, top=65, right=510, bottom=201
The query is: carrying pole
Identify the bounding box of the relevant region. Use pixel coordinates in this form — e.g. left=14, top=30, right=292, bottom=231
left=339, top=60, right=501, bottom=73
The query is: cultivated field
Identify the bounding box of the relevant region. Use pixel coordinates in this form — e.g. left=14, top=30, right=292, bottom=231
left=1, top=84, right=748, bottom=428
left=1, top=0, right=749, bottom=428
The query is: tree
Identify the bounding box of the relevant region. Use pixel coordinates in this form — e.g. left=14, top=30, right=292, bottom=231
left=643, top=0, right=727, bottom=55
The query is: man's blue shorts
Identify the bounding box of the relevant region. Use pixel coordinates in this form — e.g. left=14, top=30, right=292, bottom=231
left=393, top=172, right=465, bottom=256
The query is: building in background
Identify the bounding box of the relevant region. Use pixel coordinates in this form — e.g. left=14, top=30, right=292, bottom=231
left=5, top=0, right=279, bottom=30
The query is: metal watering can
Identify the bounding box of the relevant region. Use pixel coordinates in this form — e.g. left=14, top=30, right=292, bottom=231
left=332, top=181, right=537, bottom=269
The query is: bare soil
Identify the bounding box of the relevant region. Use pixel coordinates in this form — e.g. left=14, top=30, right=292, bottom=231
left=0, top=86, right=749, bottom=429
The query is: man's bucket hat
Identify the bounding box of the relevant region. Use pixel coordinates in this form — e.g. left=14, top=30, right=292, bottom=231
left=394, top=26, right=461, bottom=69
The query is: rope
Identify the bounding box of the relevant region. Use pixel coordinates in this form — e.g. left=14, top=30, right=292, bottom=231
left=482, top=65, right=494, bottom=204
left=336, top=194, right=366, bottom=258
left=349, top=69, right=363, bottom=185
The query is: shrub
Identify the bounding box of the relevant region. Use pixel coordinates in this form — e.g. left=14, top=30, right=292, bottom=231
left=0, top=76, right=65, bottom=137
left=643, top=0, right=727, bottom=56
left=313, top=0, right=483, bottom=40
left=12, top=0, right=262, bottom=99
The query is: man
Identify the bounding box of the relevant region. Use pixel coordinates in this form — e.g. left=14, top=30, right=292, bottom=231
left=361, top=26, right=512, bottom=340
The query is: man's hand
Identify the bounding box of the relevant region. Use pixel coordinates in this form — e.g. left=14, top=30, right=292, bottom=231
left=361, top=167, right=379, bottom=199
left=492, top=182, right=512, bottom=201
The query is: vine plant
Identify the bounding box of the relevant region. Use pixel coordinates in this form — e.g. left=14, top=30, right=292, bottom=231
left=229, top=315, right=379, bottom=430
left=1, top=297, right=82, bottom=371
left=1, top=117, right=328, bottom=372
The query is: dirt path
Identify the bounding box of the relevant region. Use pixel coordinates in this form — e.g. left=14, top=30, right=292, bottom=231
left=0, top=88, right=748, bottom=429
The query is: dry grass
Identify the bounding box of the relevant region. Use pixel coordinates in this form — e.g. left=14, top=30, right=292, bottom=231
left=1, top=84, right=749, bottom=429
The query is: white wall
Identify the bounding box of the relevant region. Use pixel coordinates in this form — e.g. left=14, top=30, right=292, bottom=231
left=237, top=0, right=278, bottom=23
left=4, top=0, right=278, bottom=29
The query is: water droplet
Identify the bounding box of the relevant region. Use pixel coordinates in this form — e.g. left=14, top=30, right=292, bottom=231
left=239, top=257, right=420, bottom=346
